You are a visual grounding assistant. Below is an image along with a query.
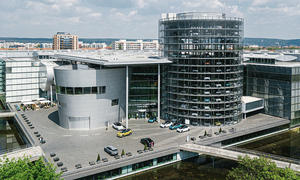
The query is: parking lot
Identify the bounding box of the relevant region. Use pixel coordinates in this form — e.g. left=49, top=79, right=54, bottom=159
left=11, top=104, right=290, bottom=173
left=14, top=106, right=204, bottom=172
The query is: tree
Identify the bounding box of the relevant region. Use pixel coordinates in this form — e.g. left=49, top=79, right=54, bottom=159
left=0, top=156, right=61, bottom=180
left=226, top=156, right=298, bottom=180
left=144, top=144, right=148, bottom=151
left=96, top=153, right=101, bottom=162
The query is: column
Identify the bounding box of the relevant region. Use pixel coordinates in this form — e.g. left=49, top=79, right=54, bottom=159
left=50, top=85, right=53, bottom=103
left=126, top=66, right=129, bottom=129
left=157, top=64, right=161, bottom=123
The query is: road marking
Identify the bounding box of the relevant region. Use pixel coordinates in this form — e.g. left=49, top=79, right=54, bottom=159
left=80, top=135, right=88, bottom=137
left=63, top=135, right=72, bottom=137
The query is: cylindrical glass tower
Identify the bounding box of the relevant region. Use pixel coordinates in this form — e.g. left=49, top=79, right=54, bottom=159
left=159, top=12, right=244, bottom=126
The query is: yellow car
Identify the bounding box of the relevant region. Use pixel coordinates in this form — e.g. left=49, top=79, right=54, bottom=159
left=215, top=121, right=221, bottom=126
left=117, top=129, right=133, bottom=138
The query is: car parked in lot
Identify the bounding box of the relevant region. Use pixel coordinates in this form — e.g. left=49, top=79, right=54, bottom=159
left=160, top=121, right=173, bottom=128
left=177, top=125, right=190, bottom=133
left=140, top=138, right=154, bottom=148
left=148, top=117, right=157, bottom=123
left=117, top=129, right=133, bottom=138
left=104, top=146, right=118, bottom=156
left=112, top=122, right=125, bottom=131
left=169, top=123, right=183, bottom=130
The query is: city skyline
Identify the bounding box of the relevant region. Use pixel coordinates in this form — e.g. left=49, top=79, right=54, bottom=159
left=0, top=0, right=300, bottom=39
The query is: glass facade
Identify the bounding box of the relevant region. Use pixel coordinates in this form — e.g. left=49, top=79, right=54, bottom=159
left=159, top=12, right=244, bottom=126
left=244, top=64, right=300, bottom=126
left=76, top=153, right=177, bottom=180
left=0, top=60, right=5, bottom=93
left=128, top=66, right=158, bottom=119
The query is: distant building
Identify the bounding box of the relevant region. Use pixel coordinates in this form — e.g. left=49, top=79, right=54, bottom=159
left=53, top=32, right=78, bottom=50
left=113, top=40, right=159, bottom=50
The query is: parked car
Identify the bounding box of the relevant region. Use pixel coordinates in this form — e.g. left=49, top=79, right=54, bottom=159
left=177, top=125, right=190, bottom=133
left=117, top=129, right=133, bottom=138
left=160, top=121, right=173, bottom=128
left=140, top=138, right=154, bottom=148
left=104, top=146, right=118, bottom=156
left=169, top=123, right=183, bottom=130
left=148, top=117, right=157, bottom=123
left=112, top=122, right=125, bottom=131
left=215, top=121, right=221, bottom=126
left=204, top=77, right=210, bottom=80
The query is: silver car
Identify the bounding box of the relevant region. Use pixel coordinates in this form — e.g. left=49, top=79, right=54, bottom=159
left=104, top=146, right=118, bottom=156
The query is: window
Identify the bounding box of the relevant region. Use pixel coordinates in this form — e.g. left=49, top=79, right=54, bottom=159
left=60, top=87, right=65, bottom=94
left=92, top=87, right=97, bottom=94
left=75, top=87, right=82, bottom=94
left=83, top=87, right=91, bottom=94
left=66, top=87, right=73, bottom=94
left=112, top=99, right=119, bottom=106
left=102, top=86, right=106, bottom=93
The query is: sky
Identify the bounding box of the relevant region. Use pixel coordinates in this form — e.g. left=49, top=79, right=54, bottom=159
left=0, top=0, right=300, bottom=39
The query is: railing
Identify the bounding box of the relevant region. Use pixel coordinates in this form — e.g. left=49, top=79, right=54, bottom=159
left=225, top=146, right=300, bottom=165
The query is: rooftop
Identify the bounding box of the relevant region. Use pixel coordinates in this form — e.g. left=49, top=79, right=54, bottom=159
left=54, top=50, right=171, bottom=67
left=243, top=53, right=297, bottom=62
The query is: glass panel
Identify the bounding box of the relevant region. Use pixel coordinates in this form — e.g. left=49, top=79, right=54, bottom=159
left=66, top=87, right=73, bottom=94
left=92, top=87, right=97, bottom=94
left=84, top=87, right=91, bottom=94
left=75, top=87, right=82, bottom=94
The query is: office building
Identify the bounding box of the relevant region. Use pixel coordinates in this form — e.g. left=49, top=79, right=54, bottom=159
left=243, top=52, right=300, bottom=126
left=53, top=51, right=170, bottom=129
left=113, top=40, right=159, bottom=50
left=0, top=51, right=58, bottom=103
left=159, top=12, right=244, bottom=126
left=53, top=32, right=78, bottom=50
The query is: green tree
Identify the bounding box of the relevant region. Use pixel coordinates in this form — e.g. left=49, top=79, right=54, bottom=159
left=0, top=156, right=61, bottom=180
left=96, top=153, right=101, bottom=162
left=226, top=156, right=299, bottom=180
left=144, top=144, right=148, bottom=151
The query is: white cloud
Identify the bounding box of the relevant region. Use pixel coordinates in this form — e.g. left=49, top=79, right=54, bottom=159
left=252, top=0, right=270, bottom=6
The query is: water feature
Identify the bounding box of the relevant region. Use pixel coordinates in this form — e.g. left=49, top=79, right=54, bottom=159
left=0, top=117, right=26, bottom=154
left=238, top=129, right=300, bottom=159
left=119, top=129, right=300, bottom=179
left=120, top=156, right=238, bottom=180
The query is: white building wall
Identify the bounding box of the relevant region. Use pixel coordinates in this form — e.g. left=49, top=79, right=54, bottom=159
left=5, top=59, right=41, bottom=102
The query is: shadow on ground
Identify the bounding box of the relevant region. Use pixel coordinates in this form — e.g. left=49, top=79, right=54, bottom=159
left=48, top=110, right=59, bottom=126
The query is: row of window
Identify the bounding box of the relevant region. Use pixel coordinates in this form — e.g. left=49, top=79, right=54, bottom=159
left=56, top=86, right=106, bottom=95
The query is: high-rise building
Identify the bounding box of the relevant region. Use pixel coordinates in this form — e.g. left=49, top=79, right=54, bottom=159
left=53, top=32, right=78, bottom=50
left=159, top=12, right=244, bottom=126
left=113, top=40, right=159, bottom=50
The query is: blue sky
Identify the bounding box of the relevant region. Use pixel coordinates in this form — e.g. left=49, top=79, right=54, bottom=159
left=0, top=0, right=299, bottom=39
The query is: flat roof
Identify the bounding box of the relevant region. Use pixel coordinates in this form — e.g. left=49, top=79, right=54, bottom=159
left=54, top=50, right=172, bottom=67
left=244, top=61, right=300, bottom=68
left=241, top=96, right=263, bottom=104
left=243, top=53, right=297, bottom=62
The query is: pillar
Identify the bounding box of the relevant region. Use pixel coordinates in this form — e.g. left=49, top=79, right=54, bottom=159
left=157, top=64, right=161, bottom=123
left=126, top=66, right=129, bottom=129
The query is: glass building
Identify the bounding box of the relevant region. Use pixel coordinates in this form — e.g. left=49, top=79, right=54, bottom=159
left=159, top=12, right=244, bottom=125
left=128, top=66, right=158, bottom=119
left=244, top=58, right=300, bottom=127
